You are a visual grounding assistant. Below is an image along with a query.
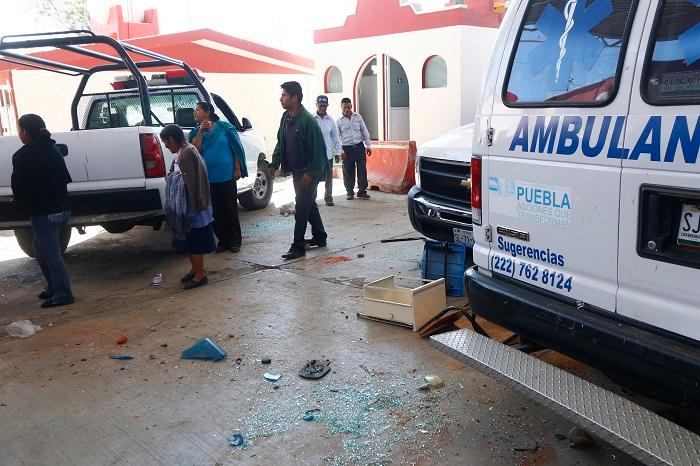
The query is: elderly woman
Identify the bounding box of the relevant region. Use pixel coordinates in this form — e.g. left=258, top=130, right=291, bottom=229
left=11, top=114, right=74, bottom=307
left=189, top=101, right=247, bottom=253
left=161, top=124, right=215, bottom=289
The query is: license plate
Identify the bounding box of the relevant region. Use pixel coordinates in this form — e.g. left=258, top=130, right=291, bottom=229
left=677, top=204, right=700, bottom=249
left=453, top=227, right=474, bottom=245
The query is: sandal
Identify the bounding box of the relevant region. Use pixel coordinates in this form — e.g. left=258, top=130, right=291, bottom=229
left=183, top=276, right=208, bottom=289
left=180, top=271, right=196, bottom=283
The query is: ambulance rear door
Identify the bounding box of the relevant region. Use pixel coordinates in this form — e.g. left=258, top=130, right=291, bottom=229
left=485, top=0, right=645, bottom=311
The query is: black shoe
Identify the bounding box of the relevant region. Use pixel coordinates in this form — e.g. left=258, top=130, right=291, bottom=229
left=282, top=249, right=305, bottom=260
left=357, top=192, right=371, bottom=199
left=180, top=271, right=196, bottom=283
left=304, top=238, right=327, bottom=248
left=183, top=276, right=208, bottom=289
left=325, top=199, right=334, bottom=206
left=38, top=291, right=53, bottom=300
left=230, top=246, right=241, bottom=253
left=41, top=298, right=74, bottom=308
left=346, top=194, right=354, bottom=200
left=216, top=243, right=229, bottom=253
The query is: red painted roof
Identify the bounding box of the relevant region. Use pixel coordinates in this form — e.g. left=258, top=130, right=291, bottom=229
left=0, top=29, right=314, bottom=74
left=314, top=0, right=502, bottom=44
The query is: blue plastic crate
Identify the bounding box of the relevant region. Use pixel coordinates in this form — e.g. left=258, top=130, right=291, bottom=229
left=420, top=241, right=468, bottom=297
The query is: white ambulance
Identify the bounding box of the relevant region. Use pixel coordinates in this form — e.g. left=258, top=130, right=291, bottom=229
left=468, top=0, right=700, bottom=405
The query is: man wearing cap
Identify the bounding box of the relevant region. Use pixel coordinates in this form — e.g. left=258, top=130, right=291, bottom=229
left=313, top=95, right=342, bottom=206
left=337, top=97, right=372, bottom=200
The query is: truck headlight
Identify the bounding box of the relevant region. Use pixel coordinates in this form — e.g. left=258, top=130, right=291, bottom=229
left=414, top=157, right=421, bottom=188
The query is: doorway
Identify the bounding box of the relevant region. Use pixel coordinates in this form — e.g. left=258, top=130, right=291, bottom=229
left=357, top=57, right=378, bottom=140
left=386, top=57, right=409, bottom=140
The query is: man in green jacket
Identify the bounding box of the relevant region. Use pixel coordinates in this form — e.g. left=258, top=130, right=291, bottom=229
left=268, top=81, right=328, bottom=259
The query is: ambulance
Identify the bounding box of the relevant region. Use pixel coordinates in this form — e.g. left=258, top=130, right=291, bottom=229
left=467, top=0, right=700, bottom=405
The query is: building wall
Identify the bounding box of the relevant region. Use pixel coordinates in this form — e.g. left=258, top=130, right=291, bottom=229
left=9, top=70, right=312, bottom=153
left=314, top=25, right=498, bottom=146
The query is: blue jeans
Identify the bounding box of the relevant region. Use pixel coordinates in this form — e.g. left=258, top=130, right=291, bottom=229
left=31, top=211, right=74, bottom=304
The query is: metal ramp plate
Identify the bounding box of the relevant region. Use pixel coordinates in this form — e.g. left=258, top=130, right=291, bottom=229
left=430, top=329, right=700, bottom=466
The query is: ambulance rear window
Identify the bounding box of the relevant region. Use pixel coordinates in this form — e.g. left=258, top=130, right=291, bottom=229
left=504, top=0, right=637, bottom=106
left=643, top=0, right=700, bottom=105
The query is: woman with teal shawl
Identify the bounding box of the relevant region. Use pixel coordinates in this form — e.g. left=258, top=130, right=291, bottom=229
left=190, top=101, right=247, bottom=253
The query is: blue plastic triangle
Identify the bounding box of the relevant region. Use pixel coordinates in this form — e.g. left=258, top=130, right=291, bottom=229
left=181, top=338, right=227, bottom=361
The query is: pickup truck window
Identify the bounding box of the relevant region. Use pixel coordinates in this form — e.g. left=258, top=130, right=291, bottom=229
left=643, top=1, right=700, bottom=105
left=83, top=91, right=200, bottom=129
left=503, top=0, right=636, bottom=106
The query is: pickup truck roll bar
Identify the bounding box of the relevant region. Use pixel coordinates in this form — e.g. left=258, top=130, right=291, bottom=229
left=0, top=30, right=211, bottom=130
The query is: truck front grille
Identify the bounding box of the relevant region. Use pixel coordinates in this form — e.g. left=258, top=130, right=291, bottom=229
left=419, top=157, right=471, bottom=208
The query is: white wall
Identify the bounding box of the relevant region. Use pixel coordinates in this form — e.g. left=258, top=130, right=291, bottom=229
left=314, top=25, right=499, bottom=146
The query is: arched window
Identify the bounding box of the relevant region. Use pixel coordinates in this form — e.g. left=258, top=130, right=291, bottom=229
left=423, top=56, right=447, bottom=88
left=324, top=66, right=343, bottom=93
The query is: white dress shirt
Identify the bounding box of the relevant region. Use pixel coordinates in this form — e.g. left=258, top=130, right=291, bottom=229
left=337, top=112, right=372, bottom=149
left=314, top=112, right=342, bottom=160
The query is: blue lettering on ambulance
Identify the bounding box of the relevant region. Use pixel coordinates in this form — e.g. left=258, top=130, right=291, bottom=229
left=507, top=115, right=700, bottom=164
left=582, top=115, right=610, bottom=157
left=516, top=186, right=571, bottom=209
left=629, top=116, right=661, bottom=161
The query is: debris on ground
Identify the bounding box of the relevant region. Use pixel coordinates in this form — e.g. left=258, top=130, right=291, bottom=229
left=228, top=433, right=245, bottom=447
left=299, top=359, right=331, bottom=379
left=357, top=253, right=365, bottom=258
left=181, top=338, right=227, bottom=361
left=5, top=320, right=41, bottom=338
left=568, top=427, right=594, bottom=446
left=303, top=409, right=321, bottom=421
left=555, top=433, right=567, bottom=441
left=116, top=335, right=128, bottom=345
left=152, top=273, right=163, bottom=286
left=279, top=203, right=295, bottom=216
left=160, top=342, right=168, bottom=348
left=263, top=373, right=281, bottom=382
left=261, top=357, right=272, bottom=365
left=513, top=436, right=539, bottom=452
left=417, top=383, right=431, bottom=391
left=424, top=375, right=444, bottom=389
left=109, top=354, right=134, bottom=360
left=321, top=256, right=351, bottom=265
left=227, top=333, right=235, bottom=339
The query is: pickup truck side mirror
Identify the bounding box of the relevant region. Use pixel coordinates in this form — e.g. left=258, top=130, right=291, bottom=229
left=241, top=118, right=252, bottom=131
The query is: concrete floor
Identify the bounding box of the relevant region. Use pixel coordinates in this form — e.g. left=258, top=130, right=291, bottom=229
left=0, top=177, right=643, bottom=465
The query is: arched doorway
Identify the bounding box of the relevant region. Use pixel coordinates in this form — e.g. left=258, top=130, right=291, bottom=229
left=386, top=57, right=409, bottom=140
left=356, top=57, right=378, bottom=140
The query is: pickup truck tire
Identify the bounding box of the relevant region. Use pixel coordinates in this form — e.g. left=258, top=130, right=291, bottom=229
left=239, top=165, right=273, bottom=210
left=14, top=227, right=72, bottom=258
left=101, top=221, right=135, bottom=234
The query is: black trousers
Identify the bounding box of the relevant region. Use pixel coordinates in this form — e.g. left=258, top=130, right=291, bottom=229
left=292, top=172, right=327, bottom=253
left=209, top=179, right=241, bottom=249
left=342, top=142, right=368, bottom=195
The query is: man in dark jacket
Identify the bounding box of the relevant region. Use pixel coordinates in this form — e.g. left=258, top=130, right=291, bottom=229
left=268, top=81, right=328, bottom=259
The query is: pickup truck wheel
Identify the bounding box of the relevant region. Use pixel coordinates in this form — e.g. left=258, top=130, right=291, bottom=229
left=101, top=222, right=134, bottom=234
left=239, top=166, right=273, bottom=210
left=14, top=227, right=72, bottom=258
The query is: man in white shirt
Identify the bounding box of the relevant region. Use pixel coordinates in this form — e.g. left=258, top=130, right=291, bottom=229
left=313, top=95, right=342, bottom=206
left=336, top=97, right=372, bottom=200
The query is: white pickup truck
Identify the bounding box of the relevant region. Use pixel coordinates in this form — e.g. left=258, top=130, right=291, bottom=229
left=0, top=31, right=272, bottom=257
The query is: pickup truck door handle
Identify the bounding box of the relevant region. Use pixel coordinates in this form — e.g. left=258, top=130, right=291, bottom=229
left=56, top=144, right=68, bottom=157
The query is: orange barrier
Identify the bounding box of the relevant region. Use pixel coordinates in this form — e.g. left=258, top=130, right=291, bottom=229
left=365, top=141, right=417, bottom=194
